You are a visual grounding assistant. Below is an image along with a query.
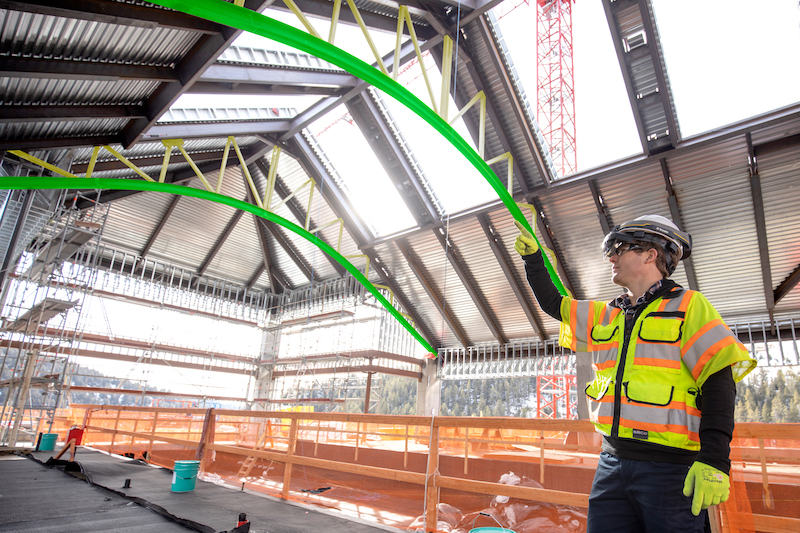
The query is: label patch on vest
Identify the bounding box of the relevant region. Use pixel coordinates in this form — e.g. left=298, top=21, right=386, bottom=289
left=632, top=429, right=649, bottom=440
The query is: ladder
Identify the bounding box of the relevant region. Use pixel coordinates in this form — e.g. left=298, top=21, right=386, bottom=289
left=237, top=420, right=273, bottom=478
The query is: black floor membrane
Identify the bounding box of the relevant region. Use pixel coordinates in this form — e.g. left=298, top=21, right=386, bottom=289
left=5, top=448, right=398, bottom=533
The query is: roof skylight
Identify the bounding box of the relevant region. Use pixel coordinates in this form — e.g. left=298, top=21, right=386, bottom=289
left=652, top=0, right=800, bottom=137
left=492, top=1, right=642, bottom=173
left=308, top=106, right=418, bottom=237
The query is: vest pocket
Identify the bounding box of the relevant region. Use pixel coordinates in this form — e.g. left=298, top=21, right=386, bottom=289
left=634, top=317, right=683, bottom=374
left=585, top=375, right=612, bottom=401
left=637, top=317, right=682, bottom=344
left=591, top=323, right=618, bottom=342
left=624, top=380, right=674, bottom=406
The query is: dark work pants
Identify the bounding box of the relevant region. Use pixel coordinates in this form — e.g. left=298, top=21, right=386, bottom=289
left=587, top=451, right=707, bottom=533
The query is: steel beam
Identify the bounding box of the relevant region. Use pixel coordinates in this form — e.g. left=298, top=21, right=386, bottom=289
left=753, top=132, right=800, bottom=158
left=0, top=56, right=179, bottom=82
left=477, top=213, right=546, bottom=340
left=141, top=195, right=182, bottom=259
left=775, top=265, right=800, bottom=305
left=0, top=135, right=123, bottom=152
left=271, top=364, right=421, bottom=380
left=188, top=82, right=342, bottom=97
left=278, top=39, right=421, bottom=142
left=396, top=240, right=469, bottom=348
left=192, top=206, right=246, bottom=284
left=199, top=63, right=358, bottom=88
left=602, top=0, right=678, bottom=155
left=346, top=92, right=440, bottom=227
left=659, top=159, right=699, bottom=290
left=285, top=133, right=373, bottom=246
left=262, top=222, right=315, bottom=283
left=432, top=227, right=505, bottom=344
left=244, top=183, right=285, bottom=293
left=121, top=0, right=274, bottom=148
left=144, top=119, right=292, bottom=140
left=747, top=133, right=775, bottom=323
left=275, top=0, right=437, bottom=40
left=473, top=16, right=552, bottom=188
left=285, top=133, right=436, bottom=348
left=71, top=149, right=226, bottom=174
left=245, top=264, right=266, bottom=290
left=0, top=105, right=146, bottom=124
left=252, top=159, right=346, bottom=277
left=68, top=385, right=247, bottom=403
left=0, top=0, right=223, bottom=33
left=68, top=347, right=253, bottom=375
left=588, top=180, right=613, bottom=234
left=528, top=196, right=576, bottom=296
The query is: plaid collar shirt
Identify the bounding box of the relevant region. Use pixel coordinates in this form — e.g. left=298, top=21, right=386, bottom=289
left=614, top=279, right=664, bottom=312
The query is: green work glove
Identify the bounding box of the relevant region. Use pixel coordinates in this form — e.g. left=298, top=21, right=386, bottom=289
left=513, top=220, right=539, bottom=256
left=682, top=461, right=730, bottom=516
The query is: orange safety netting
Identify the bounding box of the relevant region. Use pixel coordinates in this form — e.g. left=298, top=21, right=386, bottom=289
left=43, top=405, right=798, bottom=533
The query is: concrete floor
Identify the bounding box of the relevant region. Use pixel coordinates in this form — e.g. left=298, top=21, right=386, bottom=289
left=0, top=448, right=402, bottom=533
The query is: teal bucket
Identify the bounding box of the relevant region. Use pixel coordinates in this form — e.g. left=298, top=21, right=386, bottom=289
left=39, top=433, right=58, bottom=451
left=470, top=528, right=514, bottom=533
left=171, top=460, right=200, bottom=492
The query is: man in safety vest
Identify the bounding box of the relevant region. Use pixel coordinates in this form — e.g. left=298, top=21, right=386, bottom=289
left=514, top=215, right=756, bottom=533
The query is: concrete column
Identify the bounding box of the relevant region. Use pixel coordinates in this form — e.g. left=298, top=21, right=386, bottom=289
left=416, top=359, right=441, bottom=416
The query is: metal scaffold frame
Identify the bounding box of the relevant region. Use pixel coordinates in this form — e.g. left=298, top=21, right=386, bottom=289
left=0, top=190, right=107, bottom=446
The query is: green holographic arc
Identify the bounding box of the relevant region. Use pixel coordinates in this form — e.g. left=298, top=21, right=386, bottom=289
left=0, top=177, right=437, bottom=354
left=147, top=0, right=568, bottom=296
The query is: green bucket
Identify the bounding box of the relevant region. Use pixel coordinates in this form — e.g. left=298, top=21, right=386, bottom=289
left=39, top=433, right=58, bottom=451
left=171, top=460, right=200, bottom=492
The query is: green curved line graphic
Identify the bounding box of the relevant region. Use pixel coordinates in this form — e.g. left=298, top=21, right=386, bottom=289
left=0, top=177, right=436, bottom=354
left=148, top=0, right=567, bottom=296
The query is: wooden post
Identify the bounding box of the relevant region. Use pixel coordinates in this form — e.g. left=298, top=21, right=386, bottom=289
left=354, top=421, right=361, bottom=461
left=131, top=417, right=140, bottom=446
left=404, top=424, right=409, bottom=469
left=539, top=431, right=546, bottom=484
left=282, top=418, right=298, bottom=499
left=424, top=421, right=440, bottom=533
left=146, top=412, right=158, bottom=462
left=83, top=408, right=93, bottom=445
left=197, top=408, right=215, bottom=470
left=464, top=427, right=469, bottom=475
left=364, top=371, right=373, bottom=413
left=314, top=419, right=320, bottom=456
left=757, top=438, right=773, bottom=508
left=109, top=409, right=122, bottom=452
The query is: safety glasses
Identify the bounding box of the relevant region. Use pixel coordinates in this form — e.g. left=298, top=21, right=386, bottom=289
left=603, top=241, right=643, bottom=261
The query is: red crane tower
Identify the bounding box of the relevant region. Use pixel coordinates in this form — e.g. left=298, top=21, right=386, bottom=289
left=536, top=0, right=577, bottom=177
left=494, top=1, right=579, bottom=418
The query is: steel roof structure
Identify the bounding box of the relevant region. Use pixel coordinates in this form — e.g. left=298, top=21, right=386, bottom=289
left=1, top=0, right=799, bottom=360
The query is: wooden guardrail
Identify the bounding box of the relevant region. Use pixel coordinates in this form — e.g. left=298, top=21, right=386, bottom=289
left=68, top=405, right=800, bottom=533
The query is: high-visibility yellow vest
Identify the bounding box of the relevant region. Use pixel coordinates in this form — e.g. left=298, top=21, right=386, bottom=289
left=559, top=285, right=756, bottom=451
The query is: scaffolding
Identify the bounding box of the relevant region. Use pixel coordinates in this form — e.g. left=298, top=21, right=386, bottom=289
left=0, top=191, right=107, bottom=446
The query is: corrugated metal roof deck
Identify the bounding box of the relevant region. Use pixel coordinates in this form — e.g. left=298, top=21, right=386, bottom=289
left=1, top=0, right=799, bottom=354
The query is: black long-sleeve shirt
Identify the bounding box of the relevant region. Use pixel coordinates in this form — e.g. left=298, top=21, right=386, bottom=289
left=522, top=250, right=736, bottom=473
